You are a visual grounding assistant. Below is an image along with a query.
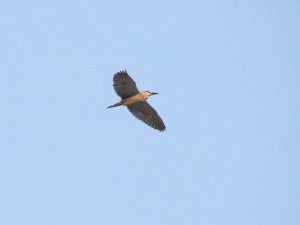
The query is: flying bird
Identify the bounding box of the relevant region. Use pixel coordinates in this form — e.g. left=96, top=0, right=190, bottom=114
left=107, top=70, right=166, bottom=132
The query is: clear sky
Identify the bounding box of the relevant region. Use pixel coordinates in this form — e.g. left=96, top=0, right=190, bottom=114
left=0, top=0, right=299, bottom=225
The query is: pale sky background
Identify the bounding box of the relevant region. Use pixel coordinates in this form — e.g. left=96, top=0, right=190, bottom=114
left=0, top=1, right=299, bottom=225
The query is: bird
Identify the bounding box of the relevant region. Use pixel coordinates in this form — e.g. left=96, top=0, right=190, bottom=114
left=107, top=70, right=166, bottom=132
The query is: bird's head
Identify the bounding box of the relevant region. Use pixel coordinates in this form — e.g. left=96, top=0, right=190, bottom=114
left=145, top=91, right=159, bottom=96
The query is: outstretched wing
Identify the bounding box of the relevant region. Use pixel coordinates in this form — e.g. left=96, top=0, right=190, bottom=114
left=127, top=102, right=166, bottom=132
left=113, top=70, right=139, bottom=99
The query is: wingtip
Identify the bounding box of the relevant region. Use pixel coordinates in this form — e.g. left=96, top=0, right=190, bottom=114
left=118, top=69, right=127, bottom=74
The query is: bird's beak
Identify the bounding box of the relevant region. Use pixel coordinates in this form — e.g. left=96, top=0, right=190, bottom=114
left=151, top=92, right=159, bottom=95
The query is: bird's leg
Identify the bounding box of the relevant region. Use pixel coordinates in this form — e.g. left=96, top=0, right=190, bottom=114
left=107, top=101, right=123, bottom=109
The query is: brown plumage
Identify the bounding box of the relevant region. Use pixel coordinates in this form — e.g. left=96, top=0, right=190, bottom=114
left=107, top=70, right=166, bottom=132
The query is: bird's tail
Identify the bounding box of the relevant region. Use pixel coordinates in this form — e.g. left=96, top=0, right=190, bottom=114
left=107, top=102, right=122, bottom=109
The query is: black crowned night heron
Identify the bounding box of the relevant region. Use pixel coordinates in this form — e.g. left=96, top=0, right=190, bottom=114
left=107, top=70, right=166, bottom=132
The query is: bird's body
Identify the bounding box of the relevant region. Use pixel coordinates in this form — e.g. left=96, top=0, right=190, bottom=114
left=107, top=92, right=152, bottom=108
left=107, top=70, right=166, bottom=132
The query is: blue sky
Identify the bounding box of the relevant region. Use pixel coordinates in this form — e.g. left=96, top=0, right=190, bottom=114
left=0, top=0, right=299, bottom=225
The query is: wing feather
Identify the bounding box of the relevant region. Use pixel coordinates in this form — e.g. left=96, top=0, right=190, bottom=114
left=127, top=102, right=166, bottom=132
left=113, top=70, right=139, bottom=99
